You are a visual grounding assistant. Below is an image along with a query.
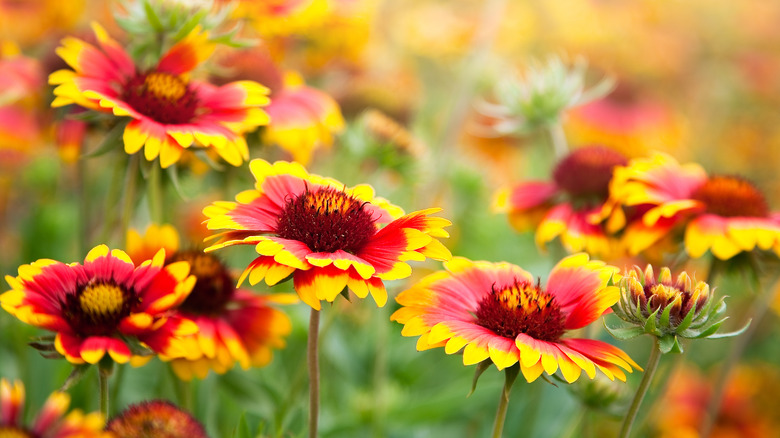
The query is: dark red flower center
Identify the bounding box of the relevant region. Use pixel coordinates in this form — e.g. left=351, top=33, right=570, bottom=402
left=63, top=280, right=138, bottom=337
left=553, top=145, right=628, bottom=201
left=275, top=186, right=377, bottom=254
left=106, top=400, right=208, bottom=438
left=691, top=176, right=769, bottom=218
left=475, top=280, right=566, bottom=342
left=0, top=426, right=34, bottom=438
left=169, top=251, right=235, bottom=316
left=122, top=72, right=199, bottom=124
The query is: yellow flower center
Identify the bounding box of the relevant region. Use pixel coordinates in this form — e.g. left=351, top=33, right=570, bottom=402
left=691, top=176, right=769, bottom=218
left=276, top=186, right=377, bottom=254
left=476, top=280, right=565, bottom=341
left=0, top=427, right=33, bottom=438
left=144, top=72, right=187, bottom=101
left=122, top=71, right=199, bottom=125
left=79, top=282, right=125, bottom=318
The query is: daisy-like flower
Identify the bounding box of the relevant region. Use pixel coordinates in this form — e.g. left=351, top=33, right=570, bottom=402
left=203, top=159, right=452, bottom=310
left=127, top=224, right=294, bottom=381
left=49, top=23, right=270, bottom=168
left=495, top=145, right=628, bottom=259
left=106, top=400, right=207, bottom=438
left=391, top=254, right=639, bottom=383
left=0, top=245, right=196, bottom=365
left=213, top=48, right=344, bottom=165
left=0, top=379, right=108, bottom=438
left=605, top=153, right=780, bottom=260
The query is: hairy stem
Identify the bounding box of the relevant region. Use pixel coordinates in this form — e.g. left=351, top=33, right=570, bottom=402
left=619, top=337, right=662, bottom=438
left=491, top=365, right=519, bottom=438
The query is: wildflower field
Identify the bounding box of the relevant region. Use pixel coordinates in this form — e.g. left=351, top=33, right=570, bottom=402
left=2, top=1, right=780, bottom=437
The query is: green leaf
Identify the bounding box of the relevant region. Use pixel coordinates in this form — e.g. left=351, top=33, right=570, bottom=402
left=676, top=303, right=697, bottom=332
left=467, top=360, right=492, bottom=397
left=658, top=334, right=675, bottom=354
left=603, top=323, right=645, bottom=341
left=173, top=9, right=208, bottom=40
left=143, top=0, right=164, bottom=32
left=59, top=364, right=91, bottom=391
left=659, top=301, right=674, bottom=328
left=232, top=412, right=251, bottom=438
left=705, top=319, right=751, bottom=339
left=81, top=121, right=126, bottom=159
left=165, top=165, right=190, bottom=201
left=644, top=307, right=660, bottom=335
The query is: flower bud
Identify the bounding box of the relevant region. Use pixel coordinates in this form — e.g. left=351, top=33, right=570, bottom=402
left=606, top=265, right=746, bottom=354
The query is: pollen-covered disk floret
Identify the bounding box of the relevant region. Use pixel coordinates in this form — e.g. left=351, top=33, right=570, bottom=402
left=607, top=265, right=746, bottom=354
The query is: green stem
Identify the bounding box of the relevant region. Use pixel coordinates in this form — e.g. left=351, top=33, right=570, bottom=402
left=619, top=337, right=662, bottom=438
left=700, top=276, right=778, bottom=436
left=120, top=154, right=141, bottom=242
left=491, top=365, right=519, bottom=438
left=308, top=308, right=321, bottom=438
left=148, top=160, right=164, bottom=224
left=548, top=122, right=569, bottom=158
left=371, top=305, right=389, bottom=438
left=98, top=365, right=111, bottom=418
left=76, top=157, right=88, bottom=257
left=100, top=153, right=126, bottom=244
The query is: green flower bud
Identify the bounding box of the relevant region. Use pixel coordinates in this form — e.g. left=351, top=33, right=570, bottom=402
left=605, top=265, right=747, bottom=354
left=477, top=55, right=614, bottom=135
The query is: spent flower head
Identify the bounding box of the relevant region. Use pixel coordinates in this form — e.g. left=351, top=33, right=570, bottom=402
left=606, top=265, right=749, bottom=354
left=478, top=55, right=614, bottom=135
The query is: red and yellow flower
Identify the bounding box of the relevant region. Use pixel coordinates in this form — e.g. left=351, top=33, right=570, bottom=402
left=49, top=23, right=270, bottom=168
left=495, top=145, right=628, bottom=259
left=0, top=41, right=45, bottom=167
left=391, top=254, right=639, bottom=383
left=106, top=400, right=207, bottom=438
left=605, top=153, right=780, bottom=259
left=127, top=224, right=294, bottom=380
left=0, top=379, right=109, bottom=438
left=0, top=245, right=196, bottom=365
left=213, top=47, right=344, bottom=165
left=203, top=159, right=452, bottom=310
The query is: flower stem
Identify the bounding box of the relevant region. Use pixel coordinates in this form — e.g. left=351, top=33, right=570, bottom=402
left=148, top=160, right=164, bottom=224
left=548, top=122, right=569, bottom=158
left=98, top=365, right=111, bottom=418
left=76, top=157, right=88, bottom=258
left=308, top=308, right=321, bottom=438
left=120, top=154, right=141, bottom=242
left=491, top=365, right=519, bottom=438
left=619, top=337, right=662, bottom=438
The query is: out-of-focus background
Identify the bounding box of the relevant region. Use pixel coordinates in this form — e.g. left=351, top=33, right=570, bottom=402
left=2, top=0, right=780, bottom=436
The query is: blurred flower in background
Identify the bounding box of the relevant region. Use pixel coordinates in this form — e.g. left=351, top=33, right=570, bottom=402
left=652, top=364, right=780, bottom=438
left=126, top=224, right=294, bottom=380
left=605, top=153, right=780, bottom=260
left=495, top=145, right=628, bottom=259
left=0, top=379, right=108, bottom=438
left=213, top=47, right=345, bottom=164
left=49, top=24, right=270, bottom=168
left=106, top=399, right=208, bottom=438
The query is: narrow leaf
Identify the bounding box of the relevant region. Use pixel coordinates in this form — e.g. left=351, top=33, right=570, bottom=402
left=603, top=323, right=644, bottom=341
left=467, top=360, right=492, bottom=397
